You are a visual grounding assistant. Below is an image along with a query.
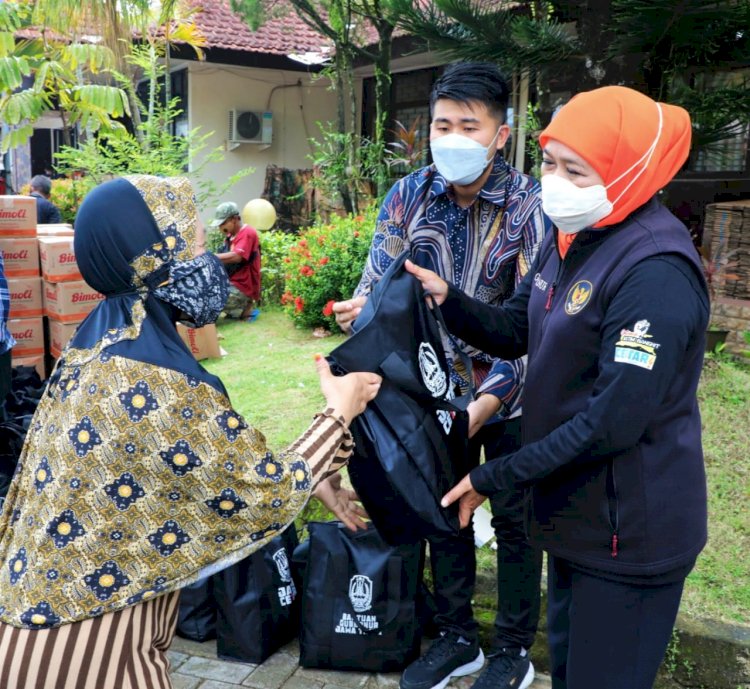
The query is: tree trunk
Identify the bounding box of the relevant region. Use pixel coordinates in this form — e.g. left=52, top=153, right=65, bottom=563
left=345, top=48, right=359, bottom=214
left=164, top=42, right=172, bottom=108
left=125, top=80, right=145, bottom=144
left=372, top=21, right=393, bottom=198
left=334, top=52, right=354, bottom=214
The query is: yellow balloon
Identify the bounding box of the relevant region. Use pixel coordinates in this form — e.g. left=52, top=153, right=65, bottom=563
left=241, top=198, right=277, bottom=230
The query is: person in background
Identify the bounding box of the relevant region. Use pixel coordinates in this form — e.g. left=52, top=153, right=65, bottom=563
left=29, top=175, right=62, bottom=224
left=0, top=252, right=15, bottom=400
left=212, top=202, right=261, bottom=322
left=0, top=175, right=381, bottom=689
left=334, top=62, right=550, bottom=689
left=407, top=85, right=707, bottom=689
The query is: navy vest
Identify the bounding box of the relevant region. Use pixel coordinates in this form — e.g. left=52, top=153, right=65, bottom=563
left=524, top=199, right=708, bottom=575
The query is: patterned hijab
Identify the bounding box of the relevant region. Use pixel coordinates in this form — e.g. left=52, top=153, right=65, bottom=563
left=61, top=175, right=228, bottom=379
left=0, top=176, right=312, bottom=629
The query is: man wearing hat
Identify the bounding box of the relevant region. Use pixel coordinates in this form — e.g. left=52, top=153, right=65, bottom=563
left=212, top=202, right=261, bottom=321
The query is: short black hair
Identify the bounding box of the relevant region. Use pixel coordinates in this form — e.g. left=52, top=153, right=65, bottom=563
left=430, top=62, right=510, bottom=123
left=30, top=174, right=52, bottom=196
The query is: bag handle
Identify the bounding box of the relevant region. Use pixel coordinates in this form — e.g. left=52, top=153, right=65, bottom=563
left=427, top=291, right=476, bottom=400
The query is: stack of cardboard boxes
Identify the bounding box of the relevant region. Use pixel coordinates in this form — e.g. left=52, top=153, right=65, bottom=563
left=0, top=196, right=104, bottom=377
left=1, top=196, right=45, bottom=377
left=39, top=229, right=104, bottom=360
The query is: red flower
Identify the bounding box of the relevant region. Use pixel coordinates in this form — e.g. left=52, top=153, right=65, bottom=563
left=300, top=265, right=314, bottom=277
left=281, top=291, right=293, bottom=305
left=294, top=296, right=304, bottom=313
left=298, top=239, right=308, bottom=248
left=353, top=230, right=360, bottom=238
left=354, top=215, right=365, bottom=222
left=322, top=300, right=335, bottom=317
left=319, top=256, right=329, bottom=266
left=283, top=257, right=291, bottom=263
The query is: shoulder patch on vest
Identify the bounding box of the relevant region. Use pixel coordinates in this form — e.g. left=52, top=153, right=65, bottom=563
left=614, top=319, right=661, bottom=370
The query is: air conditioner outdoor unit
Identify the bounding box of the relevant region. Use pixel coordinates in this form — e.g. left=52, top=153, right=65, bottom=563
left=228, top=109, right=273, bottom=144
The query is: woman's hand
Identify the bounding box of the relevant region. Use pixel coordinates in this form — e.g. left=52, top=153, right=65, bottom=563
left=441, top=473, right=487, bottom=529
left=313, top=473, right=369, bottom=531
left=404, top=259, right=449, bottom=306
left=315, top=355, right=381, bottom=425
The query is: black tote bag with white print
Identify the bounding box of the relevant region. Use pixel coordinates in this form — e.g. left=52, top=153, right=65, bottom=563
left=297, top=521, right=422, bottom=672
left=213, top=525, right=300, bottom=663
left=328, top=251, right=472, bottom=545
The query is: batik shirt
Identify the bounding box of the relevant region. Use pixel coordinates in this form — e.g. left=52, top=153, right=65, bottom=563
left=356, top=154, right=550, bottom=418
left=0, top=253, right=15, bottom=355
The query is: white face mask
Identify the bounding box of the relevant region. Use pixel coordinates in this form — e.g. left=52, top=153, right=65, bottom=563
left=541, top=175, right=613, bottom=234
left=430, top=128, right=501, bottom=186
left=541, top=103, right=664, bottom=234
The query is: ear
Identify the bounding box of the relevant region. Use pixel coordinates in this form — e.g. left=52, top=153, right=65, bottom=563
left=495, top=124, right=512, bottom=151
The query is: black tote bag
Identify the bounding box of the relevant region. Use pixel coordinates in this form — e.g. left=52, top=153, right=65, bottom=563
left=213, top=525, right=300, bottom=663
left=328, top=251, right=472, bottom=545
left=176, top=527, right=300, bottom=661
left=176, top=576, right=217, bottom=642
left=297, top=521, right=423, bottom=672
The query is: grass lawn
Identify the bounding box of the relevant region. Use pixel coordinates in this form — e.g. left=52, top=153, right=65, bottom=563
left=204, top=309, right=750, bottom=625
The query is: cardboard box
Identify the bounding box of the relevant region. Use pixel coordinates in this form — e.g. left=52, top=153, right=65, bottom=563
left=38, top=236, right=82, bottom=282
left=176, top=323, right=221, bottom=360
left=0, top=237, right=40, bottom=277
left=37, top=223, right=74, bottom=237
left=8, top=317, right=45, bottom=356
left=11, top=354, right=46, bottom=380
left=7, top=277, right=43, bottom=318
left=48, top=319, right=81, bottom=359
left=0, top=196, right=37, bottom=237
left=43, top=280, right=104, bottom=322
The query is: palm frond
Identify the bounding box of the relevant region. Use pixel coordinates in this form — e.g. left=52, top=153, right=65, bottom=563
left=391, top=0, right=578, bottom=74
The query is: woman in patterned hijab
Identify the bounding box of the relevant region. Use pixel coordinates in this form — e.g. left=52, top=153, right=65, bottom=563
left=0, top=175, right=380, bottom=689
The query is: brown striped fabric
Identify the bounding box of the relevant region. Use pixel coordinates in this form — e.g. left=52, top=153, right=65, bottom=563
left=287, top=409, right=354, bottom=488
left=0, top=590, right=180, bottom=689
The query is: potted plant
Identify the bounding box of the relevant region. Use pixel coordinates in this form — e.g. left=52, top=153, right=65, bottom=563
left=700, top=242, right=740, bottom=351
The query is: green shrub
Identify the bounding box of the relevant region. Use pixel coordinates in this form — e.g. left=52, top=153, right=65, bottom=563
left=261, top=231, right=297, bottom=307
left=282, top=206, right=377, bottom=330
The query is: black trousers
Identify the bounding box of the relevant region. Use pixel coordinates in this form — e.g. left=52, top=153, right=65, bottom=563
left=0, top=350, right=11, bottom=403
left=547, top=555, right=687, bottom=689
left=427, top=417, right=542, bottom=650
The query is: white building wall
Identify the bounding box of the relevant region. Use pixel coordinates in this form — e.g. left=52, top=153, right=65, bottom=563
left=184, top=60, right=341, bottom=220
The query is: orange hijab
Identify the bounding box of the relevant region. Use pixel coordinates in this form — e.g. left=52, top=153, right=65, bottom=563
left=539, top=86, right=692, bottom=231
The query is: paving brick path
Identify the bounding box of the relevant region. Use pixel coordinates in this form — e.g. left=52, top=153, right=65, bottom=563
left=169, top=636, right=552, bottom=689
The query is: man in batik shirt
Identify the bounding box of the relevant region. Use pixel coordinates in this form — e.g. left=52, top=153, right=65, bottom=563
left=334, top=62, right=551, bottom=689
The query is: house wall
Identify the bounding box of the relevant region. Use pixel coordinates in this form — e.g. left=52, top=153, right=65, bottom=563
left=184, top=61, right=340, bottom=222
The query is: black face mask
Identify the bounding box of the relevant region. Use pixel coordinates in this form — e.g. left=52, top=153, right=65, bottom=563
left=154, top=253, right=229, bottom=327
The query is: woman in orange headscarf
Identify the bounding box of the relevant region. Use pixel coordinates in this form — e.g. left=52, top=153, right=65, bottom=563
left=405, top=86, right=709, bottom=689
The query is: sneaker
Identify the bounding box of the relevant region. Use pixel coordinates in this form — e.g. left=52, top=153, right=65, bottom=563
left=469, top=648, right=534, bottom=689
left=400, top=631, right=485, bottom=689
left=246, top=309, right=260, bottom=322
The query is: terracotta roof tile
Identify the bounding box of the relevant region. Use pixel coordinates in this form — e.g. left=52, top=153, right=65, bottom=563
left=187, top=0, right=334, bottom=56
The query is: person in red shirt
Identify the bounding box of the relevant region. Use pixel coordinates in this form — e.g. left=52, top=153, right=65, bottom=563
left=211, top=202, right=261, bottom=321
